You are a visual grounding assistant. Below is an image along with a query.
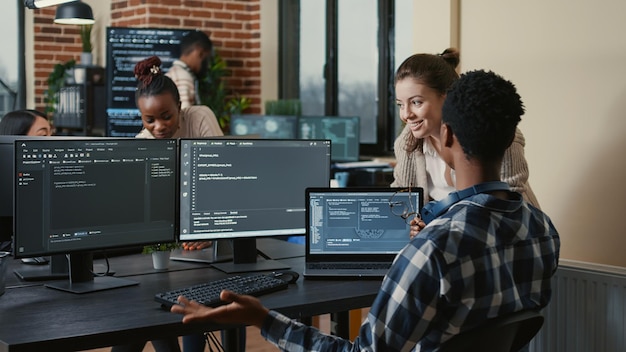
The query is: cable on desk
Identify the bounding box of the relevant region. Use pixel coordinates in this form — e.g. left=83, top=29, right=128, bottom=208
left=89, top=252, right=112, bottom=277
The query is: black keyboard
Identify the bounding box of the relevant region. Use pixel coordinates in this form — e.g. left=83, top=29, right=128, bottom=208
left=154, top=274, right=289, bottom=308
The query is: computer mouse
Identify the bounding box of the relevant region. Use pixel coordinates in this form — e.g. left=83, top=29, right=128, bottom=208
left=21, top=256, right=49, bottom=265
left=272, top=270, right=300, bottom=284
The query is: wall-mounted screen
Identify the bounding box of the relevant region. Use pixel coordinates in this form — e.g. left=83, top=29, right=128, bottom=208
left=106, top=27, right=192, bottom=137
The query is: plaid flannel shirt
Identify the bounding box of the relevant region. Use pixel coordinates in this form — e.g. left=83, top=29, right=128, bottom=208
left=261, top=191, right=560, bottom=352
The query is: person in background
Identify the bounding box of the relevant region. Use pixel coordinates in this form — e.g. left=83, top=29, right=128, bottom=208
left=166, top=30, right=213, bottom=110
left=135, top=56, right=222, bottom=140
left=169, top=69, right=560, bottom=351
left=111, top=55, right=223, bottom=352
left=391, top=49, right=540, bottom=213
left=0, top=109, right=52, bottom=136
left=0, top=109, right=53, bottom=252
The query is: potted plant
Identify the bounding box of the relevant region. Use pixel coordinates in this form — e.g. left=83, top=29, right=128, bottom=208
left=142, top=242, right=180, bottom=270
left=44, top=59, right=76, bottom=119
left=80, top=24, right=93, bottom=65
left=199, top=51, right=251, bottom=134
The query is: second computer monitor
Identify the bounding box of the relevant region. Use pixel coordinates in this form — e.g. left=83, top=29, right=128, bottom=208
left=298, top=115, right=360, bottom=162
left=179, top=138, right=331, bottom=272
left=230, top=114, right=299, bottom=139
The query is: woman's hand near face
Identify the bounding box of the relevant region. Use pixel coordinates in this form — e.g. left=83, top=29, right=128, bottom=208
left=409, top=216, right=426, bottom=240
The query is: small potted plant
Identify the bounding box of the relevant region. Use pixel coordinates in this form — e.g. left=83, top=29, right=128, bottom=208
left=80, top=24, right=93, bottom=65
left=142, top=242, right=180, bottom=270
left=44, top=59, right=76, bottom=118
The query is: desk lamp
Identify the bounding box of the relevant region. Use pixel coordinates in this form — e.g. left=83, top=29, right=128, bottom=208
left=54, top=1, right=94, bottom=25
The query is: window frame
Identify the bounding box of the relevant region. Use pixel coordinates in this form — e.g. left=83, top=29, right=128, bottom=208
left=18, top=2, right=26, bottom=109
left=278, top=0, right=397, bottom=157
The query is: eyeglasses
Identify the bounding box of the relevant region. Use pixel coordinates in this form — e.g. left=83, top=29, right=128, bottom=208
left=389, top=184, right=421, bottom=224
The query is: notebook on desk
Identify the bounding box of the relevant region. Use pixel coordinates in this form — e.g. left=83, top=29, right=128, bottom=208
left=303, top=187, right=423, bottom=278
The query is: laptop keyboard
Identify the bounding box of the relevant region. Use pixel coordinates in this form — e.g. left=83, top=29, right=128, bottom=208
left=155, top=274, right=289, bottom=308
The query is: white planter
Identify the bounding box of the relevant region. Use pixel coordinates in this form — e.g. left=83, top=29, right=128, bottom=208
left=151, top=251, right=171, bottom=270
left=80, top=52, right=93, bottom=66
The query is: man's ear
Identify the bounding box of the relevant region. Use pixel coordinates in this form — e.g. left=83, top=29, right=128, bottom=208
left=441, top=123, right=454, bottom=148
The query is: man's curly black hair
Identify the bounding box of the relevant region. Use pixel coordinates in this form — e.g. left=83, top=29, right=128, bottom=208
left=442, top=70, right=525, bottom=162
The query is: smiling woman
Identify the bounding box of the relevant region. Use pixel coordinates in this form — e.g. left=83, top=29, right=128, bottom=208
left=133, top=56, right=223, bottom=140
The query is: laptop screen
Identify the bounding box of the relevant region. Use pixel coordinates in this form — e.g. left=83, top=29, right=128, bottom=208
left=306, top=187, right=422, bottom=256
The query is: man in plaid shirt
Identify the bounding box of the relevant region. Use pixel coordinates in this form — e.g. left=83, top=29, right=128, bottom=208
left=171, top=70, right=560, bottom=352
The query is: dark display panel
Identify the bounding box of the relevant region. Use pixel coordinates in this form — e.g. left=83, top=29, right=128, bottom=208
left=179, top=139, right=331, bottom=272
left=230, top=114, right=299, bottom=139
left=106, top=27, right=191, bottom=137
left=13, top=138, right=178, bottom=293
left=298, top=115, right=360, bottom=162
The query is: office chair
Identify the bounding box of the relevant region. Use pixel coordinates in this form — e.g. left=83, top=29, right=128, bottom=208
left=438, top=310, right=544, bottom=352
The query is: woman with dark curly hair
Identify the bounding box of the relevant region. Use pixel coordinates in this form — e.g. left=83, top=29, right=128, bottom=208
left=133, top=55, right=222, bottom=140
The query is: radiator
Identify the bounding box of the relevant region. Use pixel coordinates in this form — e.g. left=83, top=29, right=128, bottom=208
left=529, top=259, right=626, bottom=352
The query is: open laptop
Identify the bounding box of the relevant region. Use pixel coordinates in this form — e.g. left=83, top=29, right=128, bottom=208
left=303, top=187, right=423, bottom=278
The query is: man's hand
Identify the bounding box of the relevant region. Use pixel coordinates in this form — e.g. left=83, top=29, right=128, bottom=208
left=171, top=290, right=270, bottom=328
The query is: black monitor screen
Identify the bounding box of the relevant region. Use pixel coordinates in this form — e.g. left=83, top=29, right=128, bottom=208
left=14, top=138, right=178, bottom=257
left=0, top=136, right=20, bottom=246
left=298, top=115, right=360, bottom=162
left=1, top=136, right=85, bottom=248
left=230, top=114, right=299, bottom=139
left=179, top=138, right=331, bottom=272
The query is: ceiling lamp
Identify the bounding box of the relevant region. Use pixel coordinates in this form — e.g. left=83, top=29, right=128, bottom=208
left=54, top=1, right=94, bottom=25
left=24, top=0, right=77, bottom=9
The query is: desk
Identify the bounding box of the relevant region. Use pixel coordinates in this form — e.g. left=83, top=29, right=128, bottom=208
left=0, top=247, right=380, bottom=351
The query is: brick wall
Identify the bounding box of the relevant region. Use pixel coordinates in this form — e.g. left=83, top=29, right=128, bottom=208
left=33, top=0, right=262, bottom=115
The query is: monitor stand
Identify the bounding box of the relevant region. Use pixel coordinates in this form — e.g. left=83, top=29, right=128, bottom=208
left=14, top=254, right=113, bottom=281
left=169, top=240, right=233, bottom=264
left=14, top=254, right=69, bottom=281
left=211, top=238, right=290, bottom=274
left=44, top=252, right=137, bottom=294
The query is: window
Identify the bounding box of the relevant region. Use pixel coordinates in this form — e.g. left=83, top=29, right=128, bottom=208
left=0, top=1, right=24, bottom=117
left=281, top=0, right=413, bottom=157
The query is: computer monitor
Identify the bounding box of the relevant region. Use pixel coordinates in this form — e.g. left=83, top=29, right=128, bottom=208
left=0, top=136, right=17, bottom=248
left=297, top=115, right=360, bottom=162
left=179, top=138, right=331, bottom=273
left=1, top=136, right=77, bottom=280
left=230, top=114, right=299, bottom=139
left=13, top=138, right=178, bottom=293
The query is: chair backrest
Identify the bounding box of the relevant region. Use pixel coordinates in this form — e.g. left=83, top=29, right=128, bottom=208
left=438, top=310, right=544, bottom=352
